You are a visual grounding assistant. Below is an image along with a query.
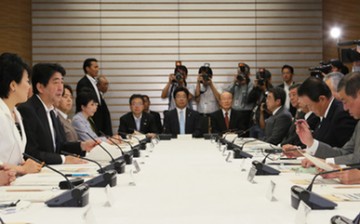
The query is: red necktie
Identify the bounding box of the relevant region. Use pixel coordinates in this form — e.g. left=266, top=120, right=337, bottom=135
left=225, top=112, right=229, bottom=129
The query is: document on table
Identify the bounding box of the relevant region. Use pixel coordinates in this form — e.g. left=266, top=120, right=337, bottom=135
left=300, top=151, right=334, bottom=171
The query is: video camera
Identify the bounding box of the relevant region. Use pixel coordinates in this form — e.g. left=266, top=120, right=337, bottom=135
left=256, top=68, right=271, bottom=86
left=337, top=40, right=360, bottom=63
left=309, top=61, right=332, bottom=79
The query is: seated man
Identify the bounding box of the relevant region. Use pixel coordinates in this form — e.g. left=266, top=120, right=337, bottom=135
left=285, top=72, right=360, bottom=165
left=260, top=87, right=292, bottom=145
left=118, top=94, right=158, bottom=138
left=163, top=86, right=202, bottom=137
left=297, top=76, right=356, bottom=148
left=18, top=63, right=97, bottom=164
left=211, top=91, right=247, bottom=134
left=142, top=95, right=162, bottom=133
left=281, top=84, right=319, bottom=146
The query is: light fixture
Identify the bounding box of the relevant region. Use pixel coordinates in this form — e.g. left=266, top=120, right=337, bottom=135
left=330, top=27, right=341, bottom=39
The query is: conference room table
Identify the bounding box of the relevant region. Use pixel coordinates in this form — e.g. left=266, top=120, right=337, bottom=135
left=1, top=137, right=360, bottom=224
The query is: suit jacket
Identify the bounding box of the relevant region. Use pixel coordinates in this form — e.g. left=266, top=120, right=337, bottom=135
left=149, top=110, right=162, bottom=133
left=76, top=76, right=113, bottom=136
left=313, top=99, right=357, bottom=148
left=118, top=112, right=158, bottom=138
left=210, top=109, right=247, bottom=134
left=263, top=106, right=293, bottom=145
left=278, top=83, right=297, bottom=117
left=58, top=114, right=79, bottom=142
left=18, top=95, right=83, bottom=164
left=281, top=112, right=319, bottom=147
left=315, top=121, right=360, bottom=165
left=163, top=108, right=202, bottom=137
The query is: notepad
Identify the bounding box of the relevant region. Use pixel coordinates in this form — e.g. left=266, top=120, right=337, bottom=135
left=300, top=152, right=334, bottom=171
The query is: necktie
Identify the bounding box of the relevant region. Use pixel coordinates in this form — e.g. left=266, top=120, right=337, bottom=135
left=225, top=111, right=229, bottom=129
left=50, top=110, right=61, bottom=152
left=179, top=110, right=185, bottom=134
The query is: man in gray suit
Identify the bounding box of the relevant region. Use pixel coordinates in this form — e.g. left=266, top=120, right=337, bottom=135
left=289, top=72, right=360, bottom=166
left=260, top=87, right=292, bottom=145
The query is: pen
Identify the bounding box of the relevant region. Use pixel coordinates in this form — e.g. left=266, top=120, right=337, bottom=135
left=64, top=173, right=89, bottom=177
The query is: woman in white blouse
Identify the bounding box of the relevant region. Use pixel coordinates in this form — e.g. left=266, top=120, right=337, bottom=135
left=0, top=53, right=42, bottom=179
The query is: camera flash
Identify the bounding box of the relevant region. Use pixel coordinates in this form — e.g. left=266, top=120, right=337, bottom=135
left=330, top=27, right=341, bottom=39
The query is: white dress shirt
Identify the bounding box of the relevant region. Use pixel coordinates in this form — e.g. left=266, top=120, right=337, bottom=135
left=0, top=98, right=26, bottom=165
left=86, top=74, right=101, bottom=105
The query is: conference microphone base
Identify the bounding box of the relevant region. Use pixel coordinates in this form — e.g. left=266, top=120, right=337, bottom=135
left=252, top=161, right=280, bottom=175
left=233, top=149, right=253, bottom=159
left=59, top=178, right=84, bottom=189
left=85, top=170, right=117, bottom=187
left=46, top=183, right=90, bottom=207
left=98, top=160, right=126, bottom=174
left=291, top=185, right=337, bottom=210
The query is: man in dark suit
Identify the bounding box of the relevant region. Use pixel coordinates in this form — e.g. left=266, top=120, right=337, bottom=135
left=163, top=86, right=202, bottom=137
left=76, top=58, right=113, bottom=136
left=297, top=77, right=356, bottom=148
left=211, top=91, right=247, bottom=134
left=118, top=94, right=158, bottom=138
left=277, top=64, right=297, bottom=117
left=285, top=72, right=360, bottom=166
left=281, top=84, right=319, bottom=147
left=18, top=63, right=97, bottom=164
left=260, top=87, right=292, bottom=145
left=142, top=95, right=162, bottom=133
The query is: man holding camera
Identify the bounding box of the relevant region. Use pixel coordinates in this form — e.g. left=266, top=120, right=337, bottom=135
left=225, top=62, right=254, bottom=129
left=194, top=64, right=221, bottom=133
left=161, top=64, right=194, bottom=111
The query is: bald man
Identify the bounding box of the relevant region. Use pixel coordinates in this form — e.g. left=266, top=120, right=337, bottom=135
left=210, top=91, right=247, bottom=134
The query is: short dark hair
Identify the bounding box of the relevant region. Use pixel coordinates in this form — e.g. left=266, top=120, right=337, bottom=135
left=267, top=87, right=286, bottom=106
left=198, top=65, right=213, bottom=78
left=63, top=84, right=73, bottom=96
left=174, top=65, right=188, bottom=76
left=338, top=72, right=360, bottom=98
left=173, top=86, right=189, bottom=99
left=289, top=83, right=301, bottom=91
left=0, top=52, right=30, bottom=98
left=83, top=58, right=97, bottom=74
left=76, top=88, right=98, bottom=112
left=32, top=63, right=66, bottom=95
left=129, top=94, right=144, bottom=105
left=142, top=94, right=150, bottom=102
left=297, top=77, right=332, bottom=102
left=282, top=64, right=294, bottom=74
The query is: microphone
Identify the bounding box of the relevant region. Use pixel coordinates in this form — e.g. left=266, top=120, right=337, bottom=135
left=118, top=131, right=141, bottom=158
left=227, top=138, right=255, bottom=159
left=60, top=151, right=117, bottom=188
left=99, top=131, right=133, bottom=165
left=337, top=40, right=360, bottom=46
left=23, top=153, right=84, bottom=190
left=86, top=133, right=125, bottom=174
left=130, top=134, right=147, bottom=150
left=291, top=165, right=360, bottom=210
left=251, top=151, right=280, bottom=176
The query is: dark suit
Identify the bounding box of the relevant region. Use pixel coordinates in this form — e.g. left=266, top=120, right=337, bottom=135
left=313, top=99, right=357, bottom=148
left=263, top=106, right=293, bottom=145
left=18, top=95, right=84, bottom=164
left=118, top=112, right=158, bottom=138
left=210, top=109, right=247, bottom=134
left=76, top=76, right=113, bottom=136
left=278, top=83, right=297, bottom=117
left=163, top=108, right=202, bottom=137
left=149, top=110, right=162, bottom=133
left=281, top=112, right=320, bottom=147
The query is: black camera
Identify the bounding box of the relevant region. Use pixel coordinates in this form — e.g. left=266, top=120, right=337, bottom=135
left=256, top=68, right=271, bottom=86
left=175, top=71, right=184, bottom=81
left=201, top=72, right=210, bottom=82
left=236, top=63, right=250, bottom=83
left=309, top=61, right=332, bottom=79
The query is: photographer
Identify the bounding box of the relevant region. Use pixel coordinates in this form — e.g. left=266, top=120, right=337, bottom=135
left=247, top=68, right=273, bottom=138
left=161, top=64, right=194, bottom=110
left=225, top=62, right=254, bottom=128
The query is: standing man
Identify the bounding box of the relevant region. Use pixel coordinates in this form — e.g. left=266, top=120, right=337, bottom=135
left=163, top=87, right=202, bottom=137
left=76, top=58, right=113, bottom=136
left=210, top=91, right=247, bottom=134
left=278, top=64, right=297, bottom=117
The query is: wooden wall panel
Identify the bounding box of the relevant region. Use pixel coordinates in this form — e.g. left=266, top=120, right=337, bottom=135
left=32, top=0, right=324, bottom=131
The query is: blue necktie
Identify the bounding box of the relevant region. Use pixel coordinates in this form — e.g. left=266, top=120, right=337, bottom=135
left=179, top=110, right=185, bottom=134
